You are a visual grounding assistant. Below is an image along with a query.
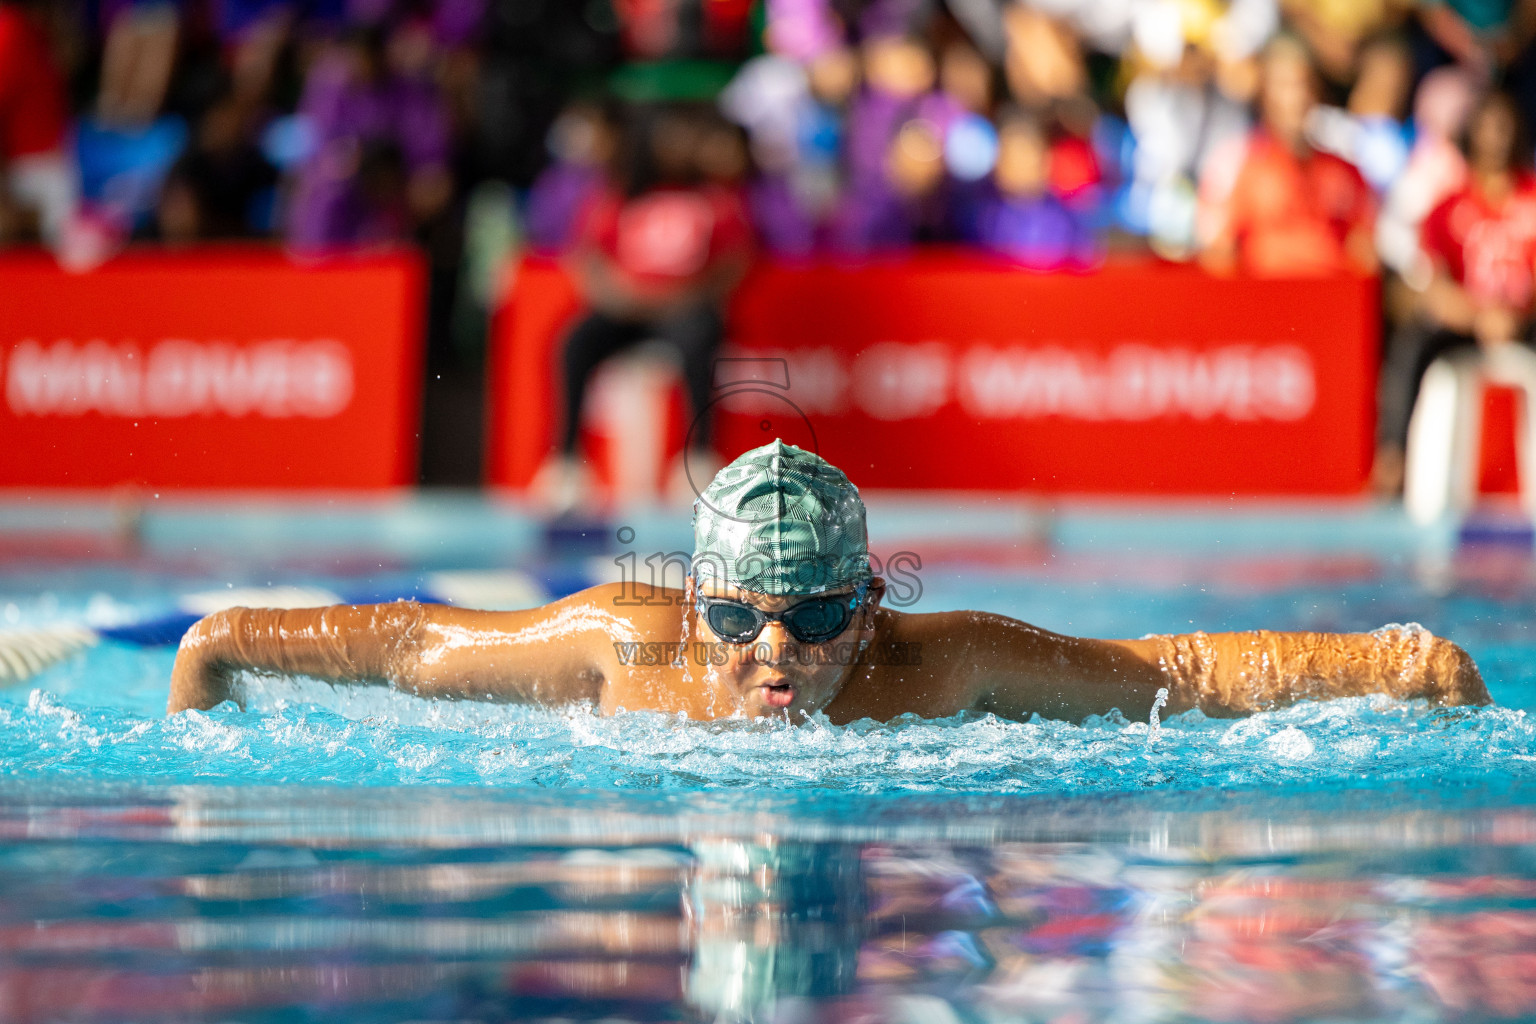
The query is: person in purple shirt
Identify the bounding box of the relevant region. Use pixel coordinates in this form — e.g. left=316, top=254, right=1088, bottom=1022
left=525, top=101, right=615, bottom=252
left=828, top=117, right=951, bottom=253
left=970, top=107, right=1099, bottom=271
left=284, top=22, right=453, bottom=249
left=429, top=0, right=484, bottom=46
left=845, top=33, right=962, bottom=188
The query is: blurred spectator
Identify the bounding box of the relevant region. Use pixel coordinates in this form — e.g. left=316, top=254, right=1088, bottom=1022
left=936, top=23, right=1002, bottom=187
left=804, top=44, right=859, bottom=156
left=526, top=101, right=616, bottom=252
left=285, top=23, right=453, bottom=249
left=822, top=25, right=976, bottom=253
left=1376, top=66, right=1476, bottom=288
left=156, top=93, right=279, bottom=242
left=1001, top=5, right=1084, bottom=109
left=847, top=34, right=951, bottom=189
left=696, top=109, right=751, bottom=187
left=1374, top=90, right=1536, bottom=491
left=1418, top=0, right=1536, bottom=78
left=218, top=0, right=311, bottom=110
left=472, top=0, right=619, bottom=190
left=1121, top=27, right=1254, bottom=257
left=939, top=32, right=995, bottom=116
left=1280, top=0, right=1409, bottom=82
left=0, top=0, right=77, bottom=248
left=764, top=0, right=844, bottom=61
left=970, top=107, right=1098, bottom=270
left=540, top=104, right=753, bottom=503
left=97, top=0, right=180, bottom=126
left=720, top=51, right=815, bottom=254
left=74, top=110, right=189, bottom=239
left=720, top=43, right=858, bottom=254
left=1199, top=35, right=1377, bottom=277
left=1307, top=33, right=1415, bottom=193
left=828, top=116, right=947, bottom=252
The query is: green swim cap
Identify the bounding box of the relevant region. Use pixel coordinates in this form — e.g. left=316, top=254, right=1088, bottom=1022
left=692, top=440, right=871, bottom=596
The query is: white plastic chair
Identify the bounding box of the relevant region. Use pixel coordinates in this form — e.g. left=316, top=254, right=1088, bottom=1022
left=1404, top=343, right=1536, bottom=524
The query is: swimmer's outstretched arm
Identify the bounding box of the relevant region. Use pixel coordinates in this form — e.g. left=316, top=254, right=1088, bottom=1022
left=166, top=595, right=618, bottom=713
left=1131, top=628, right=1489, bottom=714
left=966, top=616, right=1490, bottom=720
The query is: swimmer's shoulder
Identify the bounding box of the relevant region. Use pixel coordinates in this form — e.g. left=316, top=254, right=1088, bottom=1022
left=825, top=609, right=984, bottom=723
left=439, top=583, right=683, bottom=638
left=839, top=607, right=1065, bottom=721
left=871, top=606, right=1012, bottom=654
left=562, top=582, right=688, bottom=631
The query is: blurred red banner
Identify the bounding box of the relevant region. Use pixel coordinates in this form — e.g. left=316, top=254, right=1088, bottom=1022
left=489, top=252, right=1379, bottom=495
left=0, top=249, right=424, bottom=489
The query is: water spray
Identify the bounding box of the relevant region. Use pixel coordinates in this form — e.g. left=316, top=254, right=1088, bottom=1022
left=1147, top=686, right=1169, bottom=745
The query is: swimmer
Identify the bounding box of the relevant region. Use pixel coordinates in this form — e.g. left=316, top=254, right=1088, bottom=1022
left=167, top=442, right=1490, bottom=719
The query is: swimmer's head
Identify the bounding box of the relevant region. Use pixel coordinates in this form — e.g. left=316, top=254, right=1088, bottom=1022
left=692, top=440, right=871, bottom=597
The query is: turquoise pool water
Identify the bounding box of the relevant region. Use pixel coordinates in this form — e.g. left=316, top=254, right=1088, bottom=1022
left=1, top=496, right=1534, bottom=1022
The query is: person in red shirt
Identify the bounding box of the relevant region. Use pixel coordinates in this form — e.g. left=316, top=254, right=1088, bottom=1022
left=1199, top=36, right=1377, bottom=278
left=543, top=104, right=753, bottom=505
left=0, top=0, right=75, bottom=246
left=1374, top=91, right=1536, bottom=491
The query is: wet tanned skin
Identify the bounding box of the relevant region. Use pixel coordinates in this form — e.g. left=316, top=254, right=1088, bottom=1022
left=167, top=578, right=1491, bottom=719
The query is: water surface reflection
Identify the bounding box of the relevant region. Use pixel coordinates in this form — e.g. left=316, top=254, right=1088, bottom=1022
left=0, top=786, right=1533, bottom=1022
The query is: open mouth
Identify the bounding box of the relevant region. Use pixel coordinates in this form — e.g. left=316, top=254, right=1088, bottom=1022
left=760, top=682, right=797, bottom=708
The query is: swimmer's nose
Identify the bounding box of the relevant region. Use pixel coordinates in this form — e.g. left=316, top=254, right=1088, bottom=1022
left=759, top=621, right=794, bottom=661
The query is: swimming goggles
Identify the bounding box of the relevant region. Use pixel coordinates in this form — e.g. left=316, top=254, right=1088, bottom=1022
left=695, top=582, right=869, bottom=645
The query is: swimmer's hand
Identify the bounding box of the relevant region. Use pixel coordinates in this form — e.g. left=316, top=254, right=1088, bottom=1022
left=167, top=618, right=235, bottom=713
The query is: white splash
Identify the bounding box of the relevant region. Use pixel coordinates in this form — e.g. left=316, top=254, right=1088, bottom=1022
left=1146, top=687, right=1169, bottom=746
left=1264, top=726, right=1316, bottom=761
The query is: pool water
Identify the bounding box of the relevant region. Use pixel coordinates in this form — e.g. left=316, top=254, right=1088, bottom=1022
left=1, top=496, right=1534, bottom=1022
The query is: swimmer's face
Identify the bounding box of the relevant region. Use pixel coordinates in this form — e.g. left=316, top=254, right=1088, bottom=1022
left=690, top=576, right=884, bottom=719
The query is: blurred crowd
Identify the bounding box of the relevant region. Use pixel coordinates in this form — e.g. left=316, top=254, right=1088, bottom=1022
left=0, top=0, right=1519, bottom=262
left=0, top=0, right=1529, bottom=264
left=6, top=0, right=1536, bottom=486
